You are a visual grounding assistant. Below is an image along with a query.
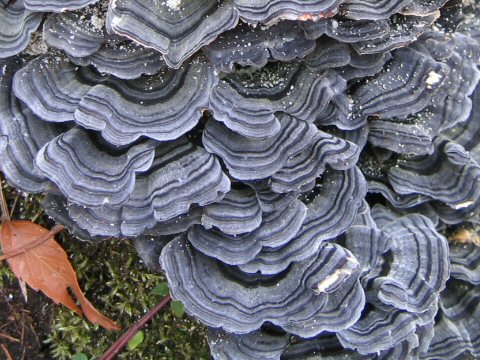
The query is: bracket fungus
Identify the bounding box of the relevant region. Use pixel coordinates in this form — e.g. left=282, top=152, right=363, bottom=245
left=106, top=0, right=239, bottom=68
left=208, top=327, right=290, bottom=360
left=24, top=0, right=100, bottom=12
left=42, top=5, right=108, bottom=58
left=1, top=0, right=480, bottom=359
left=0, top=0, right=42, bottom=58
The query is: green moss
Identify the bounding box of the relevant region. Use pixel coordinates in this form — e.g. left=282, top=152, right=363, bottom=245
left=0, top=264, right=15, bottom=288
left=45, top=236, right=210, bottom=360
left=1, top=184, right=210, bottom=359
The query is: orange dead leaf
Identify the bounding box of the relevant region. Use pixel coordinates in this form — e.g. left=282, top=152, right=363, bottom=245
left=0, top=219, right=120, bottom=331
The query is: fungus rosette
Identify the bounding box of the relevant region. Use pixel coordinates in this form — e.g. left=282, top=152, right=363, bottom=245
left=1, top=0, right=480, bottom=358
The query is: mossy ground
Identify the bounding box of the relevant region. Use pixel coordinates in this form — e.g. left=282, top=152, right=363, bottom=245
left=0, top=182, right=210, bottom=359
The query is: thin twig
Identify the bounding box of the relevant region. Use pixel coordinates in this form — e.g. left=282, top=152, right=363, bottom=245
left=0, top=173, right=11, bottom=222
left=31, top=208, right=44, bottom=223
left=0, top=332, right=20, bottom=343
left=10, top=194, right=19, bottom=218
left=1, top=344, right=13, bottom=360
left=100, top=294, right=172, bottom=360
left=20, top=315, right=26, bottom=360
left=0, top=225, right=64, bottom=261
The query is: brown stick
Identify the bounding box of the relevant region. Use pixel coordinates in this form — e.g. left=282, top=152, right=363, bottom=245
left=0, top=332, right=20, bottom=343
left=0, top=173, right=11, bottom=222
left=1, top=344, right=13, bottom=360
left=100, top=294, right=172, bottom=360
left=0, top=225, right=64, bottom=261
left=10, top=194, right=19, bottom=219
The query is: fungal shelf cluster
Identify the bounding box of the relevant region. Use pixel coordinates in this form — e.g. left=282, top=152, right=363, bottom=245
left=1, top=0, right=480, bottom=358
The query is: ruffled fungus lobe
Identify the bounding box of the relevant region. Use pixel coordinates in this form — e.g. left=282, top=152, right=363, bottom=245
left=161, top=235, right=365, bottom=337
left=12, top=53, right=100, bottom=123
left=0, top=57, right=64, bottom=192
left=203, top=21, right=316, bottom=73
left=1, top=0, right=480, bottom=359
left=369, top=213, right=450, bottom=314
left=201, top=186, right=263, bottom=235
left=42, top=6, right=107, bottom=57
left=209, top=62, right=345, bottom=138
left=35, top=128, right=157, bottom=207
left=341, top=0, right=410, bottom=20
left=233, top=0, right=340, bottom=24
left=388, top=139, right=480, bottom=209
left=73, top=55, right=216, bottom=145
left=106, top=0, right=239, bottom=68
left=353, top=47, right=449, bottom=119
left=24, top=0, right=99, bottom=12
left=0, top=0, right=42, bottom=58
left=424, top=280, right=480, bottom=359
left=57, top=137, right=231, bottom=237
left=208, top=328, right=289, bottom=360
left=68, top=40, right=167, bottom=79
left=449, top=243, right=480, bottom=285
left=337, top=305, right=437, bottom=355
left=188, top=199, right=306, bottom=266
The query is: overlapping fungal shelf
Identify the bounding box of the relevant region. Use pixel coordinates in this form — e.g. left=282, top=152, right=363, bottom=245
left=1, top=0, right=480, bottom=358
